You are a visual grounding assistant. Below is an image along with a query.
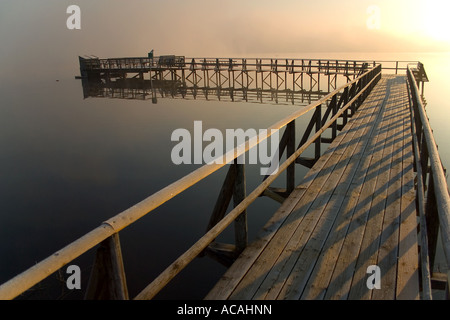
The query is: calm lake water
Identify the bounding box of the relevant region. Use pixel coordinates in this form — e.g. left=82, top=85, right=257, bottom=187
left=0, top=51, right=448, bottom=299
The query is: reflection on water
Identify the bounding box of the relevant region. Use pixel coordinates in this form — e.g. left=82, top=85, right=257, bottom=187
left=81, top=77, right=330, bottom=107
left=0, top=52, right=449, bottom=299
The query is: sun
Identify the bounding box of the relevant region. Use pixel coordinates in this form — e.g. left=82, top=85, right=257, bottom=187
left=422, top=1, right=450, bottom=43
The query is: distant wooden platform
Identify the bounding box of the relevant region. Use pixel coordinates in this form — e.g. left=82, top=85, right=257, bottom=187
left=206, top=75, right=420, bottom=300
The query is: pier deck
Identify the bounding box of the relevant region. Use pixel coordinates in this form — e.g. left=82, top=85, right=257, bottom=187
left=206, top=75, right=420, bottom=300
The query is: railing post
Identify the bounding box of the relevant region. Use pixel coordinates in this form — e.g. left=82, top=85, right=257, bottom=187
left=85, top=233, right=129, bottom=300
left=315, top=105, right=322, bottom=161
left=204, top=160, right=248, bottom=262
left=348, top=82, right=357, bottom=116
left=331, top=95, right=338, bottom=140
left=286, top=120, right=296, bottom=193
left=425, top=174, right=440, bottom=273
left=233, top=162, right=247, bottom=254
left=205, top=164, right=237, bottom=233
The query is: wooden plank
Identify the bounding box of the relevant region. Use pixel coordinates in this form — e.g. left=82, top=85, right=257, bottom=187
left=346, top=76, right=403, bottom=300
left=270, top=80, right=386, bottom=299
left=328, top=78, right=403, bottom=300
left=396, top=83, right=420, bottom=300
left=301, top=77, right=393, bottom=300
left=237, top=81, right=384, bottom=300
left=371, top=77, right=405, bottom=300
left=346, top=76, right=400, bottom=300
left=277, top=79, right=389, bottom=300
left=235, top=107, right=370, bottom=298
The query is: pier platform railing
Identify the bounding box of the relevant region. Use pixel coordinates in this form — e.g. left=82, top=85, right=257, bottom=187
left=80, top=56, right=416, bottom=75
left=406, top=65, right=450, bottom=299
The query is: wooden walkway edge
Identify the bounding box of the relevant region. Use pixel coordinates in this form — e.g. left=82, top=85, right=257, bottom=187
left=205, top=75, right=420, bottom=300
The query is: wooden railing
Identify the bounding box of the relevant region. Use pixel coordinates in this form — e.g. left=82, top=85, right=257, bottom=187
left=80, top=56, right=416, bottom=74
left=0, top=65, right=382, bottom=300
left=406, top=65, right=450, bottom=299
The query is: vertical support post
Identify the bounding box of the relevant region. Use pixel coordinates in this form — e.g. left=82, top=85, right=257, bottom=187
left=233, top=161, right=247, bottom=255
left=317, top=63, right=320, bottom=92
left=270, top=61, right=273, bottom=90
left=85, top=233, right=129, bottom=300
left=204, top=161, right=248, bottom=259
left=420, top=133, right=429, bottom=184
left=334, top=71, right=337, bottom=90
left=342, top=86, right=349, bottom=124
left=425, top=174, right=440, bottom=273
left=315, top=105, right=321, bottom=160
left=286, top=120, right=296, bottom=193
left=255, top=61, right=259, bottom=91
left=205, top=164, right=237, bottom=233
left=331, top=95, right=338, bottom=140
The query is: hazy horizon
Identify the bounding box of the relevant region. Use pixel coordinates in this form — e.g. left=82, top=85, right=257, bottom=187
left=1, top=0, right=449, bottom=82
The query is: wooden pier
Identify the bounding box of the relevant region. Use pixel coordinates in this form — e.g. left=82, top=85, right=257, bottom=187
left=206, top=75, right=419, bottom=299
left=0, top=58, right=448, bottom=300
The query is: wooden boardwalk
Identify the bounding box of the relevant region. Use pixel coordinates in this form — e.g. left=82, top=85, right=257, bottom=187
left=206, top=75, right=420, bottom=300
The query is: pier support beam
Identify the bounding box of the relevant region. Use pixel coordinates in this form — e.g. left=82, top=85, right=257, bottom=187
left=84, top=233, right=129, bottom=300
left=203, top=160, right=248, bottom=266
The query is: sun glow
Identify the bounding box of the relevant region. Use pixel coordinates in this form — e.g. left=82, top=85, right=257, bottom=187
left=378, top=0, right=450, bottom=51
left=422, top=2, right=450, bottom=43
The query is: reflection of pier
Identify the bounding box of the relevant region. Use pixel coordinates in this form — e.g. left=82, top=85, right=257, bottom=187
left=81, top=77, right=332, bottom=106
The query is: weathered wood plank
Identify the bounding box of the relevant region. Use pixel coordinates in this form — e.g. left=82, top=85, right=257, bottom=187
left=345, top=76, right=406, bottom=300
left=240, top=82, right=384, bottom=300
left=371, top=78, right=405, bottom=300
left=396, top=85, right=420, bottom=300
left=302, top=79, right=392, bottom=300
left=274, top=80, right=388, bottom=300
left=346, top=78, right=400, bottom=300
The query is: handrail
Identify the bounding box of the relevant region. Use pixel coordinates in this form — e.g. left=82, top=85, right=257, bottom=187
left=80, top=56, right=415, bottom=74
left=0, top=64, right=381, bottom=300
left=407, top=65, right=450, bottom=297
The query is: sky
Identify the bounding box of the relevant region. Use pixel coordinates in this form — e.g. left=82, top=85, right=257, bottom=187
left=0, top=0, right=449, bottom=81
